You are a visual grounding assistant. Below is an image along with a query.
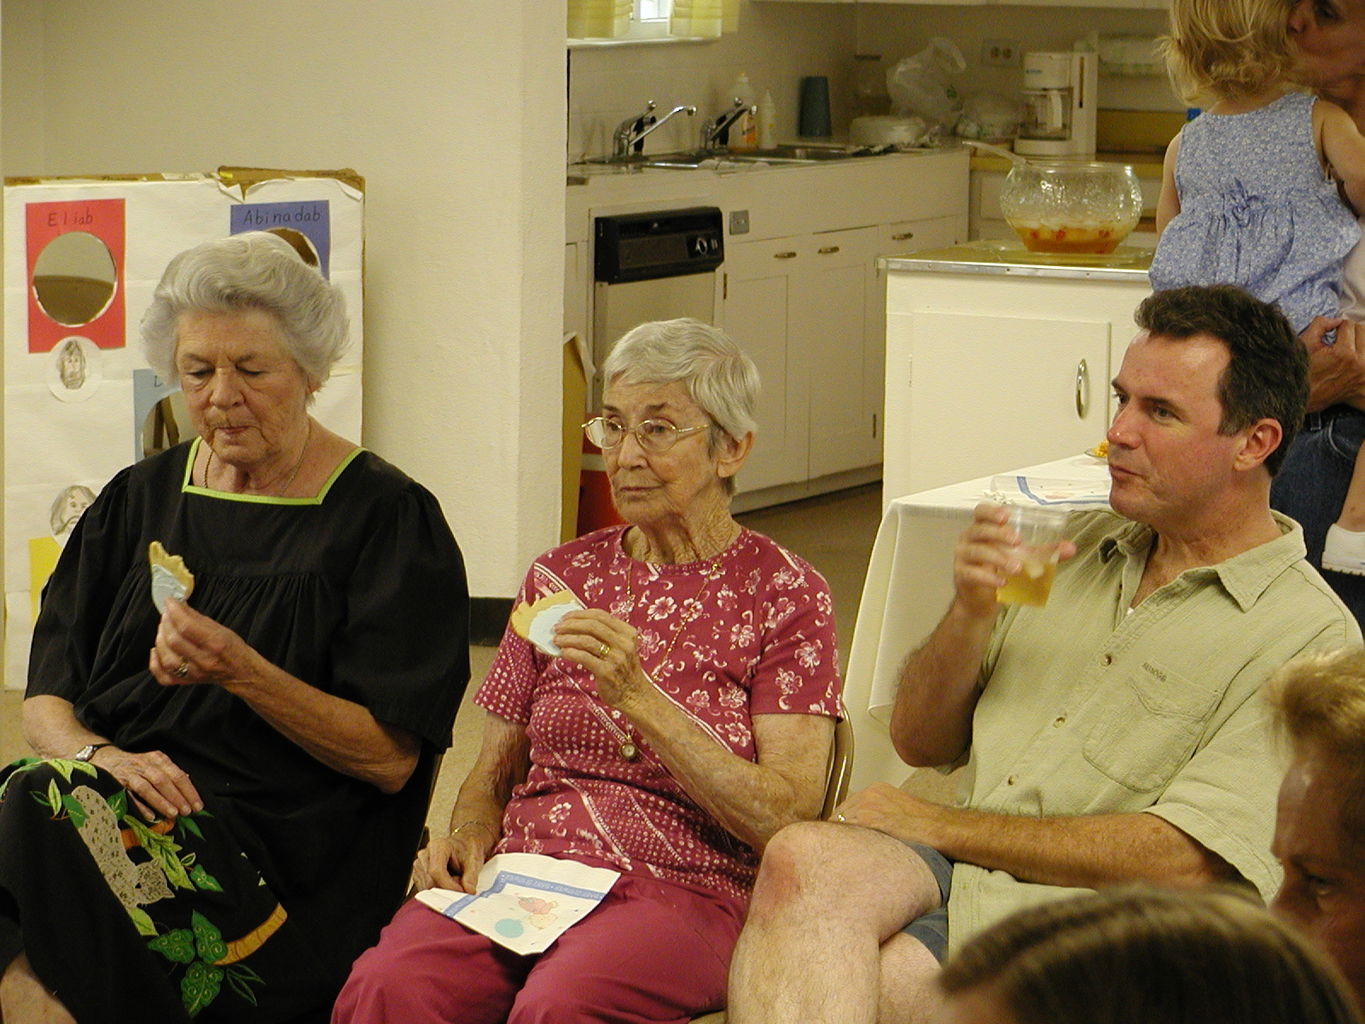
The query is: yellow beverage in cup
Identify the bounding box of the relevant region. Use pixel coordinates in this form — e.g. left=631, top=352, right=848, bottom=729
left=996, top=552, right=1059, bottom=606
left=994, top=505, right=1068, bottom=607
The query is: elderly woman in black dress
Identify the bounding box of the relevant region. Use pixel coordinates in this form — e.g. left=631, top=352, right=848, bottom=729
left=0, top=232, right=470, bottom=1024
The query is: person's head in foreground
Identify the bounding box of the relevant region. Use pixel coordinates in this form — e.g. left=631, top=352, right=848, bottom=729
left=936, top=886, right=1361, bottom=1024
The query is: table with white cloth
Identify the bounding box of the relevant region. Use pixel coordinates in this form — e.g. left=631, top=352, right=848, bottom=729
left=843, top=454, right=1113, bottom=793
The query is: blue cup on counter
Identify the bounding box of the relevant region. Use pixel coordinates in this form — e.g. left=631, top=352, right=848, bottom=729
left=798, top=75, right=832, bottom=138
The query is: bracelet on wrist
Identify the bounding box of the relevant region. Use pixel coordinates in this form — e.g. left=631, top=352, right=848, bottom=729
left=450, top=819, right=495, bottom=838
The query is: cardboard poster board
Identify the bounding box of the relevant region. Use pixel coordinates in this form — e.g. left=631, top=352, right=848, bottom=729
left=2, top=168, right=365, bottom=687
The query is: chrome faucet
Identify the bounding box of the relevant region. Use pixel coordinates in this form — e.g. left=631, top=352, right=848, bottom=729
left=612, top=101, right=698, bottom=158
left=700, top=97, right=758, bottom=151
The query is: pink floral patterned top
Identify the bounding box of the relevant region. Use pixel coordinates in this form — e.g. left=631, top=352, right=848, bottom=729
left=476, top=524, right=842, bottom=902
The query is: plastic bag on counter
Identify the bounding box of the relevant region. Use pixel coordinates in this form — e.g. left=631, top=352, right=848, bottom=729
left=887, top=37, right=966, bottom=130
left=956, top=94, right=1023, bottom=142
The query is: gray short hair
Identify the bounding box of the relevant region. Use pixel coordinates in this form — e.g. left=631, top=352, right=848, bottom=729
left=603, top=318, right=759, bottom=440
left=140, top=231, right=348, bottom=387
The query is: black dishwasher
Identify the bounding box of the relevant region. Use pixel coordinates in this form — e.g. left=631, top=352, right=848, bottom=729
left=591, top=207, right=725, bottom=403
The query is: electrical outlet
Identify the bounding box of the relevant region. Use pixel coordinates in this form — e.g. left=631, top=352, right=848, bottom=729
left=981, top=39, right=1021, bottom=68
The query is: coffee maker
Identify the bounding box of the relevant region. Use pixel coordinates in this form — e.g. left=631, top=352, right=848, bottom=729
left=1015, top=51, right=1097, bottom=157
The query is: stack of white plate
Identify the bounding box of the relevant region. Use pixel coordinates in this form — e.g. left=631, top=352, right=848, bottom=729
left=849, top=115, right=930, bottom=148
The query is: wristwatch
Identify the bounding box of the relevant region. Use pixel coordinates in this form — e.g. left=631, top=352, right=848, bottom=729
left=73, top=742, right=111, bottom=762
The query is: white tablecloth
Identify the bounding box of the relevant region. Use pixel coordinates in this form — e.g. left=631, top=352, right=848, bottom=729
left=843, top=455, right=1111, bottom=793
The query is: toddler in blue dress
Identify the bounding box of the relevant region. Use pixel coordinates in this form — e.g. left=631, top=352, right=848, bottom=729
left=1150, top=0, right=1365, bottom=573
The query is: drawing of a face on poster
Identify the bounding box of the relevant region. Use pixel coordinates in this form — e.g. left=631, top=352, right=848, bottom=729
left=50, top=483, right=96, bottom=544
left=47, top=335, right=100, bottom=401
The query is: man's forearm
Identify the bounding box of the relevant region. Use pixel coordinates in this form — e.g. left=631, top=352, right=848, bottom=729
left=908, top=801, right=1236, bottom=890
left=890, top=600, right=996, bottom=767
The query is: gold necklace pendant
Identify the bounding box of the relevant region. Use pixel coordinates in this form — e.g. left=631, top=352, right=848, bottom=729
left=609, top=545, right=728, bottom=763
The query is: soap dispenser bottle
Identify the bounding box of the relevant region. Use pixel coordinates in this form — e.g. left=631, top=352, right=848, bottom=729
left=727, top=72, right=758, bottom=150
left=758, top=89, right=777, bottom=149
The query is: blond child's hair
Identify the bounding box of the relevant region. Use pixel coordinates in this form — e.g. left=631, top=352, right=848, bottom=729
left=1158, top=0, right=1299, bottom=105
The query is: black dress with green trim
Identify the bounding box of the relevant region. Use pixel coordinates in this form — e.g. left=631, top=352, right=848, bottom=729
left=0, top=440, right=470, bottom=1023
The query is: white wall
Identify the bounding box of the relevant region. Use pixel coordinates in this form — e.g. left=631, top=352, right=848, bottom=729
left=856, top=4, right=1175, bottom=114
left=1, top=0, right=566, bottom=602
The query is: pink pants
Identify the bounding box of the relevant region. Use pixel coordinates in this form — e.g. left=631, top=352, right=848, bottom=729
left=331, top=873, right=744, bottom=1024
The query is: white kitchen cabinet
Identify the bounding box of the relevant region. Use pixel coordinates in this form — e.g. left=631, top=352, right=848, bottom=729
left=728, top=216, right=969, bottom=494
left=725, top=226, right=881, bottom=491
left=882, top=250, right=1151, bottom=502
left=878, top=217, right=963, bottom=259
left=892, top=309, right=1110, bottom=496
left=868, top=215, right=967, bottom=474
left=807, top=227, right=884, bottom=479
left=722, top=235, right=811, bottom=493
left=567, top=148, right=971, bottom=508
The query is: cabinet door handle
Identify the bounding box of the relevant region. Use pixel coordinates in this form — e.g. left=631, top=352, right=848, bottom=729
left=817, top=245, right=841, bottom=255
left=890, top=231, right=915, bottom=241
left=774, top=251, right=798, bottom=260
left=1075, top=359, right=1090, bottom=419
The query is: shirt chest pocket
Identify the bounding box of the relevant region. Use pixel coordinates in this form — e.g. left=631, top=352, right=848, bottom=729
left=1081, top=663, right=1221, bottom=793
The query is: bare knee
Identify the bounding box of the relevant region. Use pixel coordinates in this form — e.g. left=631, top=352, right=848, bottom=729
left=0, top=953, right=77, bottom=1024
left=749, top=821, right=847, bottom=919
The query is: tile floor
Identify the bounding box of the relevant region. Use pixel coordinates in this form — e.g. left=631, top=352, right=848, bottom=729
left=0, top=484, right=887, bottom=836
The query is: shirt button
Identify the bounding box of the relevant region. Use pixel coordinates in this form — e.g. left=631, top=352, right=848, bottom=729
left=1053, top=716, right=1066, bottom=727
left=1006, top=775, right=1017, bottom=786
left=1101, top=654, right=1113, bottom=666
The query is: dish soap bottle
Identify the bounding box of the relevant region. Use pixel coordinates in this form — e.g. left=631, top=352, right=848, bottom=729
left=726, top=72, right=758, bottom=150
left=758, top=89, right=777, bottom=149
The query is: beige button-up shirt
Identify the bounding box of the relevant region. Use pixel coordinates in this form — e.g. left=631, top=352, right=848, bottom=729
left=944, top=509, right=1361, bottom=950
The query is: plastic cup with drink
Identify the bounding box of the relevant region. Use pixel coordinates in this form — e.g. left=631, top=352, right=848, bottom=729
left=996, top=505, right=1069, bottom=607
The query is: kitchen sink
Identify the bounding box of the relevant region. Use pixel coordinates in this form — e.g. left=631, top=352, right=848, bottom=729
left=745, top=146, right=867, bottom=161
left=581, top=144, right=879, bottom=170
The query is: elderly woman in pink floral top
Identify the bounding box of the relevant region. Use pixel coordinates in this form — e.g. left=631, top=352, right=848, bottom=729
left=334, top=318, right=842, bottom=1024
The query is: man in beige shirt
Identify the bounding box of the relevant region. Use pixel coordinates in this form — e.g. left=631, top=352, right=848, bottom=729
left=727, top=284, right=1362, bottom=1024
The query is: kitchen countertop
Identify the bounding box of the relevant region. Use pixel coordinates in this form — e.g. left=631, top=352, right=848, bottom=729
left=567, top=141, right=965, bottom=185
left=882, top=238, right=1153, bottom=281
left=569, top=143, right=1163, bottom=186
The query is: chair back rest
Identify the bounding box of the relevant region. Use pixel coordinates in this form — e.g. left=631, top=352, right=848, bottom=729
left=820, top=702, right=854, bottom=820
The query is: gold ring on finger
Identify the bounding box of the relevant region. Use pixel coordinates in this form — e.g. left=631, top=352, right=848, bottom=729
left=173, top=660, right=190, bottom=678
left=597, top=642, right=610, bottom=658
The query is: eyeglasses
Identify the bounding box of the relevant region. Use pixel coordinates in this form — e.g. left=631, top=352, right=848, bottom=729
left=582, top=416, right=708, bottom=453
